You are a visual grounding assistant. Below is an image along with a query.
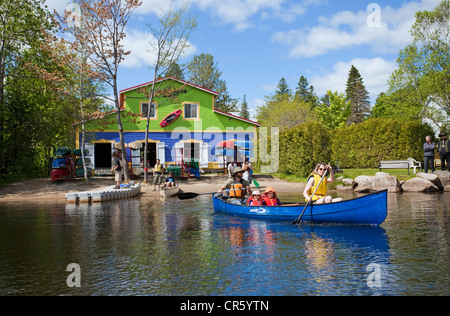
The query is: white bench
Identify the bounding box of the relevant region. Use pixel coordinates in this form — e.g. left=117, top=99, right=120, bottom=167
left=379, top=158, right=421, bottom=174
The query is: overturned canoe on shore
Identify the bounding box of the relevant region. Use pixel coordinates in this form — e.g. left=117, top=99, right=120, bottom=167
left=212, top=189, right=388, bottom=226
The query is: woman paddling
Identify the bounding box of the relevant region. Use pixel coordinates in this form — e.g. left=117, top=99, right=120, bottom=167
left=303, top=163, right=342, bottom=204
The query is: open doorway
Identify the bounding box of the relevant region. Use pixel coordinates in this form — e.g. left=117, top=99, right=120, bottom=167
left=94, top=143, right=112, bottom=168
left=144, top=143, right=157, bottom=168
left=185, top=142, right=200, bottom=160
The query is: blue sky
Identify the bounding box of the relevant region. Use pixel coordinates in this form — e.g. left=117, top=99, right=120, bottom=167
left=47, top=0, right=441, bottom=119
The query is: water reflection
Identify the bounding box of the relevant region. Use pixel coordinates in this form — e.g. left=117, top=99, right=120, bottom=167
left=0, top=192, right=449, bottom=296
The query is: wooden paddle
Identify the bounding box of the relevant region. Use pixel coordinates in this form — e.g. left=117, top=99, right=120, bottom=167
left=178, top=188, right=248, bottom=200
left=293, top=168, right=328, bottom=225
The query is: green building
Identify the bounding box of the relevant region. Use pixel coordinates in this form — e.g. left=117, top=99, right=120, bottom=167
left=79, top=77, right=260, bottom=173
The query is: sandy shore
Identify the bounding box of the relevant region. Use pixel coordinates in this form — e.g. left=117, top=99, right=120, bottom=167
left=0, top=174, right=305, bottom=203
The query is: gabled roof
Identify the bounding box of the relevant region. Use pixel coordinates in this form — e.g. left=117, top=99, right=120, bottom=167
left=119, top=76, right=219, bottom=96
left=214, top=109, right=261, bottom=127
left=119, top=76, right=261, bottom=127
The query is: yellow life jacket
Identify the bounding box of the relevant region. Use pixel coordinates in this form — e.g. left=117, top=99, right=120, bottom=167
left=306, top=174, right=327, bottom=202
left=229, top=182, right=246, bottom=198
left=154, top=164, right=162, bottom=173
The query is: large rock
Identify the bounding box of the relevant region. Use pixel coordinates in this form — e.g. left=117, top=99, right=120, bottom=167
left=416, top=173, right=443, bottom=190
left=342, top=178, right=354, bottom=186
left=434, top=171, right=450, bottom=187
left=354, top=173, right=402, bottom=193
left=402, top=177, right=440, bottom=192
left=445, top=185, right=450, bottom=192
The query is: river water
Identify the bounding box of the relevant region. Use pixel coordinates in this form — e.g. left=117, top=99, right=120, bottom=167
left=0, top=192, right=448, bottom=296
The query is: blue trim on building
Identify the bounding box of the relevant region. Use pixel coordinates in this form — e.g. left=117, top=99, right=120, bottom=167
left=83, top=131, right=255, bottom=163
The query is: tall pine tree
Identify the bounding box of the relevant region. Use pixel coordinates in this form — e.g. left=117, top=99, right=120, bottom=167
left=275, top=78, right=292, bottom=96
left=239, top=95, right=250, bottom=119
left=295, top=75, right=318, bottom=107
left=345, top=65, right=371, bottom=125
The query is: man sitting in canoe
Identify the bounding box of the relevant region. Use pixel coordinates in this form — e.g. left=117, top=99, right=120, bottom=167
left=218, top=167, right=252, bottom=205
left=303, top=163, right=343, bottom=204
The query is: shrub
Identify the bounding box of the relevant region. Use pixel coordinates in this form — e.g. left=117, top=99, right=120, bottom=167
left=331, top=119, right=434, bottom=168
left=278, top=122, right=331, bottom=177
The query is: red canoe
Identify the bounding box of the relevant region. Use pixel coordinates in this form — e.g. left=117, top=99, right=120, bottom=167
left=160, top=109, right=182, bottom=127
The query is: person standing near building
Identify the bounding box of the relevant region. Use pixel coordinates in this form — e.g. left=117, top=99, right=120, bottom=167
left=423, top=136, right=436, bottom=173
left=111, top=151, right=123, bottom=189
left=437, top=132, right=450, bottom=172
left=153, top=159, right=164, bottom=191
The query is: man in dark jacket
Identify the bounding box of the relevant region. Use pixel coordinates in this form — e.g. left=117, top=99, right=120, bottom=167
left=423, top=136, right=436, bottom=173
left=437, top=131, right=450, bottom=172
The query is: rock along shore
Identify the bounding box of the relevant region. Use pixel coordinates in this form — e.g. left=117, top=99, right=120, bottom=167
left=336, top=171, right=450, bottom=193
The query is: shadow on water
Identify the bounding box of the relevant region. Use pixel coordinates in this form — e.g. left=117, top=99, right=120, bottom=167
left=0, top=191, right=448, bottom=296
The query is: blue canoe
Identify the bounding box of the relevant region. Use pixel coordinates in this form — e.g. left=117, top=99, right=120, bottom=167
left=212, top=189, right=388, bottom=226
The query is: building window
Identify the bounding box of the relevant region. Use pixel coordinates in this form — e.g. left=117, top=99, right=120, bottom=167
left=141, top=102, right=156, bottom=118
left=184, top=103, right=198, bottom=119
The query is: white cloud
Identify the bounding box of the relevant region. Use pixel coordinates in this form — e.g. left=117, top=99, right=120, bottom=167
left=193, top=0, right=283, bottom=31
left=136, top=0, right=188, bottom=16
left=136, top=0, right=323, bottom=31
left=122, top=29, right=197, bottom=69
left=310, top=57, right=398, bottom=101
left=272, top=0, right=441, bottom=58
left=262, top=83, right=277, bottom=92
left=43, top=0, right=71, bottom=14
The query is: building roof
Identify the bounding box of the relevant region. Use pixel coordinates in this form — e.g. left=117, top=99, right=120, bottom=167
left=214, top=109, right=261, bottom=127
left=119, top=76, right=219, bottom=96
left=120, top=76, right=261, bottom=127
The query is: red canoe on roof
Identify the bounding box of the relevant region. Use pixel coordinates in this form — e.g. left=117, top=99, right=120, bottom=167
left=160, top=109, right=182, bottom=127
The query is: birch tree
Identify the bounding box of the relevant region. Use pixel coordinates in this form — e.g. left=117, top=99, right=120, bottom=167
left=143, top=3, right=197, bottom=183
left=60, top=0, right=142, bottom=181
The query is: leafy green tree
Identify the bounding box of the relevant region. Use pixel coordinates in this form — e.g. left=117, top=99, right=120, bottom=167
left=0, top=0, right=54, bottom=105
left=59, top=0, right=143, bottom=182
left=0, top=0, right=62, bottom=181
left=372, top=88, right=423, bottom=121
left=256, top=94, right=317, bottom=132
left=388, top=0, right=449, bottom=129
left=315, top=90, right=351, bottom=129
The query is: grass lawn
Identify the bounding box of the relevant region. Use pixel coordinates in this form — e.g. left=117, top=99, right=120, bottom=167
left=271, top=168, right=417, bottom=184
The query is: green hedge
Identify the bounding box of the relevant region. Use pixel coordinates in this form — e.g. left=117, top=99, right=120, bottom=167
left=256, top=119, right=434, bottom=175
left=278, top=122, right=331, bottom=177
left=330, top=119, right=434, bottom=168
